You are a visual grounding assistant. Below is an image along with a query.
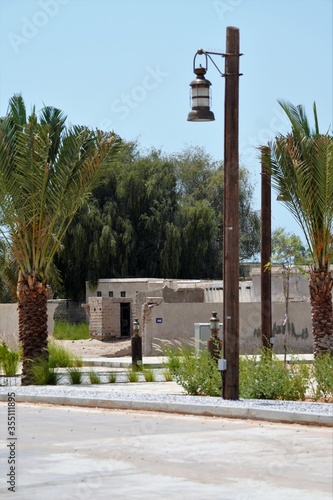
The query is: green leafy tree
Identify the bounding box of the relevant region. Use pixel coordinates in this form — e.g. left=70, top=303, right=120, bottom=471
left=239, top=169, right=261, bottom=262
left=267, top=100, right=333, bottom=355
left=0, top=94, right=118, bottom=383
left=174, top=146, right=260, bottom=276
left=56, top=145, right=180, bottom=293
left=56, top=144, right=261, bottom=298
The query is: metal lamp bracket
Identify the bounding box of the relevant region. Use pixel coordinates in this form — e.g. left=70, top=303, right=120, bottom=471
left=193, top=52, right=209, bottom=73
left=194, top=49, right=243, bottom=78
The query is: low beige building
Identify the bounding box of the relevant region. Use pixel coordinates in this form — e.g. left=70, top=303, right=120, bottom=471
left=85, top=268, right=314, bottom=356
left=0, top=268, right=318, bottom=355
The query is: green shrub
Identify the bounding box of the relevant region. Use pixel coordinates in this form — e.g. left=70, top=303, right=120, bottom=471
left=0, top=343, right=20, bottom=377
left=310, top=353, right=333, bottom=401
left=0, top=341, right=10, bottom=362
left=30, top=359, right=58, bottom=385
left=164, top=342, right=310, bottom=400
left=239, top=350, right=309, bottom=400
left=67, top=367, right=82, bottom=384
left=283, top=358, right=310, bottom=401
left=108, top=372, right=117, bottom=383
left=89, top=371, right=101, bottom=384
left=164, top=340, right=221, bottom=396
left=2, top=351, right=20, bottom=377
left=53, top=321, right=89, bottom=340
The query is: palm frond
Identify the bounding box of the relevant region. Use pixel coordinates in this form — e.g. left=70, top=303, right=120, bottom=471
left=268, top=102, right=333, bottom=269
left=0, top=95, right=119, bottom=281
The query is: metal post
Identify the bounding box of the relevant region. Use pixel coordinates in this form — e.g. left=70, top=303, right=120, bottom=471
left=261, top=146, right=272, bottom=350
left=222, top=27, right=240, bottom=400
left=131, top=318, right=142, bottom=370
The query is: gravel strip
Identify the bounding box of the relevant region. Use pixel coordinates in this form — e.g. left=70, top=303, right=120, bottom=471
left=0, top=384, right=332, bottom=418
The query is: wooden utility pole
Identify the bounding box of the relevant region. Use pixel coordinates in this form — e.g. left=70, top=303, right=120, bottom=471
left=261, top=146, right=272, bottom=350
left=222, top=27, right=241, bottom=400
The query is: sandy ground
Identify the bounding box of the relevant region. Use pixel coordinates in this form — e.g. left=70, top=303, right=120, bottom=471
left=52, top=337, right=132, bottom=358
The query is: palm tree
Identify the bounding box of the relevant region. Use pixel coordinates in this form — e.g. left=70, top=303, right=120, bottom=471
left=267, top=100, right=333, bottom=355
left=0, top=94, right=118, bottom=383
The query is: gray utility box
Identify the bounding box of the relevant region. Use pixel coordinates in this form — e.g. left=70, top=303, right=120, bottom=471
left=194, top=323, right=223, bottom=352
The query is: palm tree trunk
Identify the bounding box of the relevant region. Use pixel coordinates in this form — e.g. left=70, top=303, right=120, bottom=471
left=309, top=269, right=333, bottom=355
left=17, top=272, right=49, bottom=385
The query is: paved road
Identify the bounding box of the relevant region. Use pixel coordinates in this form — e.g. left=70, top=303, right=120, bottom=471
left=0, top=403, right=332, bottom=500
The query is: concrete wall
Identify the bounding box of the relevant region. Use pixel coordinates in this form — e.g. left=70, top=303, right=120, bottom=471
left=162, top=286, right=204, bottom=303
left=0, top=301, right=63, bottom=350
left=86, top=278, right=221, bottom=301
left=0, top=304, right=19, bottom=350
left=142, top=301, right=313, bottom=356
left=86, top=278, right=174, bottom=300
left=52, top=300, right=88, bottom=323
left=251, top=267, right=310, bottom=302
left=86, top=269, right=313, bottom=304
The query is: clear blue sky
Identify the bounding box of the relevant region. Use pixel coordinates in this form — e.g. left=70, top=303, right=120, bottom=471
left=0, top=0, right=332, bottom=241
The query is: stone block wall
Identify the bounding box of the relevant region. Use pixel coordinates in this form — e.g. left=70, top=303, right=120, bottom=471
left=87, top=297, right=132, bottom=340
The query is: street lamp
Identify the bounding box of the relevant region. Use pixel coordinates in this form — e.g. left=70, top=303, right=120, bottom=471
left=131, top=318, right=142, bottom=369
left=208, top=311, right=221, bottom=362
left=187, top=27, right=241, bottom=400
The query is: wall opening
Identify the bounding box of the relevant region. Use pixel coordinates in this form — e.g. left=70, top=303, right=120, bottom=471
left=120, top=302, right=131, bottom=337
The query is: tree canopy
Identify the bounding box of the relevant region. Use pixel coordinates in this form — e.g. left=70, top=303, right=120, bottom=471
left=55, top=144, right=261, bottom=299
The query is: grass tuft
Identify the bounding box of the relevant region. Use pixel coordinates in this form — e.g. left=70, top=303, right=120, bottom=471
left=126, top=369, right=139, bottom=382
left=143, top=367, right=156, bottom=382
left=67, top=367, right=82, bottom=384
left=88, top=371, right=101, bottom=384
left=162, top=368, right=173, bottom=382
left=108, top=372, right=117, bottom=383
left=53, top=321, right=90, bottom=340
left=48, top=342, right=82, bottom=368
left=30, top=359, right=58, bottom=385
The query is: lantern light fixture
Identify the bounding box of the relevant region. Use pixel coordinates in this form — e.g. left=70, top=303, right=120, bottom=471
left=187, top=62, right=215, bottom=122
left=132, top=318, right=140, bottom=336
left=187, top=49, right=226, bottom=122
left=209, top=311, right=220, bottom=337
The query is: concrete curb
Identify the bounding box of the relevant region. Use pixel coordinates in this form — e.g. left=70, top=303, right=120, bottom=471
left=81, top=357, right=167, bottom=368
left=0, top=393, right=331, bottom=427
